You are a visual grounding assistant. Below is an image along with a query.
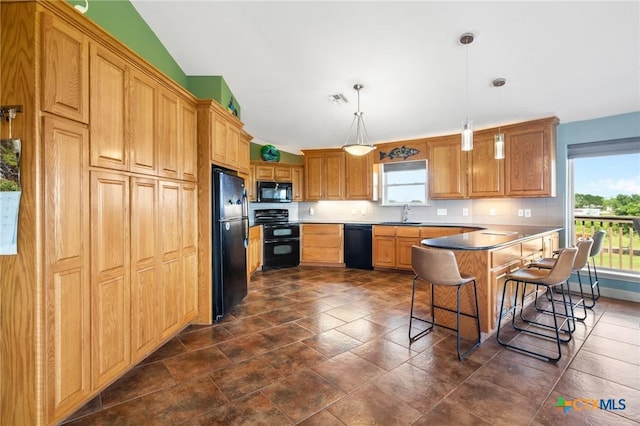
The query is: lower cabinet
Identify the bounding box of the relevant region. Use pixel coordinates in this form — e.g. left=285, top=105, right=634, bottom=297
left=300, top=224, right=344, bottom=265
left=248, top=225, right=263, bottom=274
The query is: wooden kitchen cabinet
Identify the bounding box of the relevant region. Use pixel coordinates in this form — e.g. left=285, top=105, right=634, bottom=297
left=90, top=43, right=128, bottom=171
left=43, top=117, right=91, bottom=419
left=345, top=151, right=373, bottom=200
left=158, top=87, right=180, bottom=179
left=468, top=130, right=504, bottom=198
left=505, top=117, right=558, bottom=197
left=129, top=68, right=158, bottom=175
left=206, top=102, right=250, bottom=173
left=292, top=166, right=304, bottom=201
left=41, top=12, right=89, bottom=124
left=372, top=226, right=397, bottom=268
left=90, top=171, right=131, bottom=390
left=130, top=177, right=160, bottom=362
left=159, top=180, right=182, bottom=338
left=248, top=225, right=263, bottom=275
left=303, top=149, right=346, bottom=200
left=1, top=3, right=201, bottom=423
left=300, top=224, right=344, bottom=265
left=181, top=101, right=198, bottom=181
left=428, top=135, right=467, bottom=199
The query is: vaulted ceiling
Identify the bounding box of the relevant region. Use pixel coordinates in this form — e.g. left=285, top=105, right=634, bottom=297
left=131, top=1, right=640, bottom=154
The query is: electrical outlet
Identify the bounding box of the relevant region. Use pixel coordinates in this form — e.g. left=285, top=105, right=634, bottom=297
left=524, top=209, right=532, bottom=218
left=518, top=209, right=524, bottom=217
left=462, top=208, right=469, bottom=216
left=309, top=207, right=314, bottom=216
left=351, top=209, right=356, bottom=215
left=489, top=208, right=496, bottom=216
left=437, top=208, right=447, bottom=216
left=360, top=208, right=366, bottom=216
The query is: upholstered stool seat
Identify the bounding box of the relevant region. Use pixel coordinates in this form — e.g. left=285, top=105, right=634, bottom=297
left=497, top=247, right=578, bottom=362
left=409, top=246, right=481, bottom=361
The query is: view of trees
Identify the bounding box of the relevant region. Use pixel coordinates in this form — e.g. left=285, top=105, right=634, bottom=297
left=575, top=193, right=640, bottom=216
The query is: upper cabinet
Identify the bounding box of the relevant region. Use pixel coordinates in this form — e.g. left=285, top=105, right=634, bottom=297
left=41, top=12, right=89, bottom=124
left=200, top=100, right=250, bottom=174
left=505, top=117, right=558, bottom=197
left=303, top=149, right=346, bottom=200
left=425, top=117, right=558, bottom=199
left=250, top=162, right=304, bottom=202
left=467, top=130, right=504, bottom=198
left=303, top=148, right=372, bottom=201
left=428, top=135, right=467, bottom=199
left=345, top=151, right=374, bottom=200
left=129, top=68, right=157, bottom=175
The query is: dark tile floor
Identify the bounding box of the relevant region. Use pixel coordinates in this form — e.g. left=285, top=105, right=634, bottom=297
left=63, top=267, right=640, bottom=425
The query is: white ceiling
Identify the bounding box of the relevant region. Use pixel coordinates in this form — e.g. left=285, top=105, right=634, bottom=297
left=131, top=1, right=640, bottom=155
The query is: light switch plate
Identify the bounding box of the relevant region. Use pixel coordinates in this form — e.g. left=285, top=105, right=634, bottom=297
left=518, top=209, right=524, bottom=217
left=462, top=208, right=469, bottom=216
left=437, top=209, right=447, bottom=216
left=524, top=209, right=532, bottom=218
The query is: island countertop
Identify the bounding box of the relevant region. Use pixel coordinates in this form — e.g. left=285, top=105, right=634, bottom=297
left=420, top=225, right=562, bottom=250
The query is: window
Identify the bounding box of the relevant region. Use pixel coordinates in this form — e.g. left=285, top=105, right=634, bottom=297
left=381, top=160, right=427, bottom=205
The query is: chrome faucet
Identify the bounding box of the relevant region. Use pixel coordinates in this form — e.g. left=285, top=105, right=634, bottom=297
left=402, top=204, right=411, bottom=223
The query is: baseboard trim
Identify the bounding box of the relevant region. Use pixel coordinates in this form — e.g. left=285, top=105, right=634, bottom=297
left=600, top=287, right=640, bottom=303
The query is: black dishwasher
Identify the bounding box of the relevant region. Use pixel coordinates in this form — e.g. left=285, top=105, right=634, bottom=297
left=344, top=224, right=373, bottom=270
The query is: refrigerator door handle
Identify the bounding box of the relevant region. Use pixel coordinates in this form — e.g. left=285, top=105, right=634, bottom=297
left=242, top=189, right=249, bottom=248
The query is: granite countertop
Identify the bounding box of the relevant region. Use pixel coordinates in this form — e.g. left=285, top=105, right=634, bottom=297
left=420, top=225, right=562, bottom=251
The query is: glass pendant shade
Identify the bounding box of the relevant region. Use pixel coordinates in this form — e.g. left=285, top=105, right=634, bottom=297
left=342, top=85, right=376, bottom=156
left=461, top=120, right=473, bottom=151
left=494, top=133, right=505, bottom=159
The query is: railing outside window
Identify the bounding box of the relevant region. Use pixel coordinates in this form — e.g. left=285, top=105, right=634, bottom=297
left=574, top=215, right=640, bottom=272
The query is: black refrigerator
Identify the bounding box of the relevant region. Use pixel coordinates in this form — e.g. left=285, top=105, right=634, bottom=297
left=212, top=168, right=249, bottom=322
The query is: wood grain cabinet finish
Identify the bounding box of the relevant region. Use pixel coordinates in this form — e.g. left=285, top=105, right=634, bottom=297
left=90, top=44, right=128, bottom=170
left=300, top=224, right=344, bottom=265
left=291, top=166, right=304, bottom=201
left=129, top=69, right=158, bottom=175
left=130, top=178, right=160, bottom=362
left=248, top=225, right=263, bottom=275
left=468, top=131, right=504, bottom=198
left=43, top=117, right=91, bottom=419
left=90, top=171, right=131, bottom=389
left=303, top=149, right=346, bottom=201
left=428, top=135, right=467, bottom=199
left=345, top=152, right=373, bottom=200
left=0, top=3, right=202, bottom=423
left=41, top=12, right=89, bottom=123
left=505, top=118, right=557, bottom=197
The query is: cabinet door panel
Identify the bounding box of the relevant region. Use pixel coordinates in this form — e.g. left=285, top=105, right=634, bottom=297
left=212, top=114, right=228, bottom=165
left=255, top=165, right=275, bottom=181
left=41, top=13, right=89, bottom=123
left=181, top=100, right=197, bottom=181
left=396, top=238, right=420, bottom=270
left=324, top=152, right=345, bottom=199
left=182, top=252, right=198, bottom=319
left=90, top=44, right=128, bottom=170
left=227, top=124, right=240, bottom=169
left=130, top=178, right=159, bottom=360
left=345, top=153, right=373, bottom=200
left=91, top=171, right=130, bottom=389
left=43, top=117, right=90, bottom=419
left=429, top=137, right=466, bottom=199
left=373, top=237, right=395, bottom=268
left=292, top=166, right=304, bottom=201
left=129, top=69, right=157, bottom=175
left=305, top=156, right=323, bottom=200
left=505, top=126, right=550, bottom=195
left=161, top=259, right=182, bottom=337
left=160, top=181, right=182, bottom=337
left=468, top=133, right=503, bottom=197
left=158, top=88, right=180, bottom=179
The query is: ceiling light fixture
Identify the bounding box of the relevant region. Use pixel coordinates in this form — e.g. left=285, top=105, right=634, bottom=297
left=460, top=32, right=474, bottom=152
left=342, top=84, right=376, bottom=156
left=492, top=78, right=506, bottom=160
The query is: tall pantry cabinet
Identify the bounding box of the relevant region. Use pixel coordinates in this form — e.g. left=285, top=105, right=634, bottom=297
left=0, top=2, right=198, bottom=424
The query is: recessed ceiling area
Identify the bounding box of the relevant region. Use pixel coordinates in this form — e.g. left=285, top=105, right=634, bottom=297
left=131, top=1, right=640, bottom=154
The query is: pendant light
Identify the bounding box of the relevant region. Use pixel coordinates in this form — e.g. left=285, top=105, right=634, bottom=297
left=342, top=84, right=376, bottom=156
left=460, top=32, right=474, bottom=151
left=492, top=78, right=506, bottom=160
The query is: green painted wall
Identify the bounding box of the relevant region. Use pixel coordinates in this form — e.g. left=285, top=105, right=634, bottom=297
left=250, top=143, right=304, bottom=164
left=66, top=0, right=240, bottom=116
left=187, top=76, right=241, bottom=117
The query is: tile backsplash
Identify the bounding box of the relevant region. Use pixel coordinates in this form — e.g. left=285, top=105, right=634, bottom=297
left=250, top=196, right=564, bottom=227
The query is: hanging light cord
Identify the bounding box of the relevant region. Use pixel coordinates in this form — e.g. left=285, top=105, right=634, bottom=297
left=465, top=43, right=469, bottom=122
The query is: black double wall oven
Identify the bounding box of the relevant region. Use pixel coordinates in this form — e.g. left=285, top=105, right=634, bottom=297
left=255, top=209, right=300, bottom=270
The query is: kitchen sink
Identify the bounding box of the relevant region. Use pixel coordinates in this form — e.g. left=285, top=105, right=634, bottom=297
left=380, top=221, right=422, bottom=225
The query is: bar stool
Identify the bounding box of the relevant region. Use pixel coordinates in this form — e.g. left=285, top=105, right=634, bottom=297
left=584, top=230, right=606, bottom=308
left=496, top=247, right=577, bottom=362
left=529, top=239, right=593, bottom=323
left=409, top=246, right=481, bottom=361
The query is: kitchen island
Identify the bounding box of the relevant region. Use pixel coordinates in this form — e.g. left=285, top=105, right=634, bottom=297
left=420, top=225, right=561, bottom=338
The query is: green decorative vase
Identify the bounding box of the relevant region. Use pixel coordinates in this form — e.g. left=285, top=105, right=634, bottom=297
left=260, top=144, right=280, bottom=162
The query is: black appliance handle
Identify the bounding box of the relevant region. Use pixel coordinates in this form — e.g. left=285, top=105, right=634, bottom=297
left=242, top=189, right=249, bottom=248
